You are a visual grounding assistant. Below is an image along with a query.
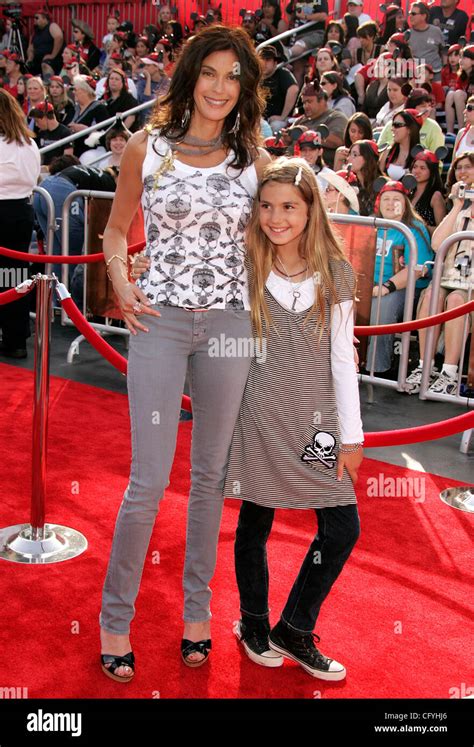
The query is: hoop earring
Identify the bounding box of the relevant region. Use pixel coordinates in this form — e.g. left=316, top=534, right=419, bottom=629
left=181, top=106, right=191, bottom=128
left=229, top=110, right=240, bottom=135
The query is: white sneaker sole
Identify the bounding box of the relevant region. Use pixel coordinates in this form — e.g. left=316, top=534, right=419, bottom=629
left=268, top=640, right=346, bottom=681
left=234, top=622, right=284, bottom=668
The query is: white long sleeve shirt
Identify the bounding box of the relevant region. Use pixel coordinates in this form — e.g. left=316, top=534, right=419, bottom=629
left=0, top=136, right=41, bottom=199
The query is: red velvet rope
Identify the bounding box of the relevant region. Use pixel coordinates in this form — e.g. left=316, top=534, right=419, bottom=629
left=355, top=300, right=474, bottom=336
left=60, top=296, right=192, bottom=413
left=363, top=410, right=474, bottom=447
left=0, top=284, right=36, bottom=306
left=0, top=241, right=146, bottom=264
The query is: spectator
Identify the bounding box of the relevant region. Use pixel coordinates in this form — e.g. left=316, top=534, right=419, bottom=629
left=445, top=44, right=474, bottom=135
left=155, top=36, right=175, bottom=78
left=354, top=21, right=382, bottom=67
left=373, top=78, right=409, bottom=131
left=312, top=47, right=340, bottom=83
left=27, top=9, right=64, bottom=76
left=378, top=3, right=407, bottom=45
left=59, top=44, right=82, bottom=79
left=102, top=15, right=120, bottom=51
left=48, top=75, right=75, bottom=125
left=0, top=89, right=41, bottom=359
left=69, top=75, right=108, bottom=161
left=260, top=1, right=288, bottom=37
left=95, top=56, right=138, bottom=99
left=71, top=19, right=101, bottom=73
left=25, top=76, right=46, bottom=122
left=361, top=54, right=391, bottom=120
left=406, top=179, right=474, bottom=395
left=334, top=111, right=373, bottom=170
left=0, top=50, right=8, bottom=77
left=100, top=68, right=138, bottom=131
left=379, top=109, right=423, bottom=179
left=286, top=80, right=347, bottom=168
left=31, top=101, right=73, bottom=168
left=15, top=76, right=28, bottom=114
left=378, top=88, right=445, bottom=154
left=410, top=147, right=447, bottom=232
left=320, top=72, right=356, bottom=118
left=446, top=151, right=474, bottom=200
left=408, top=2, right=444, bottom=77
left=3, top=52, right=23, bottom=98
left=345, top=139, right=382, bottom=215
left=323, top=21, right=352, bottom=72
left=100, top=125, right=131, bottom=168
left=386, top=32, right=413, bottom=63
left=135, top=52, right=171, bottom=107
left=288, top=0, right=329, bottom=87
left=429, top=0, right=469, bottom=46
left=346, top=0, right=373, bottom=27
left=441, top=43, right=461, bottom=91
left=259, top=43, right=298, bottom=134
left=453, top=95, right=474, bottom=158
left=164, top=20, right=183, bottom=49
left=296, top=129, right=334, bottom=188
left=321, top=169, right=360, bottom=214
left=134, top=36, right=151, bottom=61
left=367, top=178, right=432, bottom=375
left=414, top=63, right=445, bottom=114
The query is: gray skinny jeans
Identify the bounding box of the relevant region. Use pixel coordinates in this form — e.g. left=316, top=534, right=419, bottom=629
left=100, top=305, right=252, bottom=633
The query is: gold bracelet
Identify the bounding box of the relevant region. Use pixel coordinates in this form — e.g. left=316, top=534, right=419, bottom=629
left=105, top=254, right=128, bottom=269
left=339, top=443, right=363, bottom=453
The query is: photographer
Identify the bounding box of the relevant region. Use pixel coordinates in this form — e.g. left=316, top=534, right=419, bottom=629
left=27, top=9, right=64, bottom=76
left=406, top=180, right=474, bottom=395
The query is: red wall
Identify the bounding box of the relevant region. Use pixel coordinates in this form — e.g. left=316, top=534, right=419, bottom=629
left=12, top=1, right=474, bottom=47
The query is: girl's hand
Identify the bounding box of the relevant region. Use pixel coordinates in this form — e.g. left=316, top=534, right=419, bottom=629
left=337, top=446, right=363, bottom=485
left=353, top=335, right=359, bottom=370
left=112, top=277, right=160, bottom=335
left=130, top=252, right=151, bottom=280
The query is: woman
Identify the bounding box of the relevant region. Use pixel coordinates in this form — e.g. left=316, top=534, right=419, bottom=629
left=323, top=21, right=352, bottom=72
left=100, top=68, right=138, bottom=131
left=442, top=44, right=461, bottom=93
left=71, top=19, right=101, bottom=72
left=385, top=32, right=413, bottom=63
left=367, top=178, right=433, bottom=375
left=0, top=90, right=41, bottom=359
left=69, top=75, right=109, bottom=161
left=453, top=96, right=474, bottom=159
left=99, top=24, right=270, bottom=682
left=346, top=138, right=382, bottom=216
left=446, top=151, right=474, bottom=200
left=379, top=109, right=422, bottom=180
left=135, top=35, right=151, bottom=59
left=320, top=71, right=355, bottom=118
left=334, top=112, right=372, bottom=171
left=373, top=77, right=409, bottom=131
left=100, top=125, right=130, bottom=168
left=445, top=44, right=474, bottom=136
left=405, top=180, right=474, bottom=396
left=48, top=75, right=75, bottom=126
left=260, top=0, right=288, bottom=36
left=311, top=47, right=340, bottom=83
left=25, top=76, right=46, bottom=120
left=321, top=168, right=360, bottom=215
left=410, top=147, right=447, bottom=233
left=155, top=36, right=175, bottom=78
left=16, top=76, right=29, bottom=114
left=362, top=54, right=390, bottom=121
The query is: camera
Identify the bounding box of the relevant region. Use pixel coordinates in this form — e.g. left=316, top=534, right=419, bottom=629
left=3, top=4, right=22, bottom=19
left=455, top=182, right=474, bottom=200
left=295, top=2, right=320, bottom=14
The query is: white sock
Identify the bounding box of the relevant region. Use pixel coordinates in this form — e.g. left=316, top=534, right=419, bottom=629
left=418, top=360, right=435, bottom=371
left=442, top=364, right=458, bottom=377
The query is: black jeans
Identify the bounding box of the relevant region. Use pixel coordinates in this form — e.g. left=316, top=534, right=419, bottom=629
left=0, top=199, right=34, bottom=349
left=235, top=500, right=360, bottom=634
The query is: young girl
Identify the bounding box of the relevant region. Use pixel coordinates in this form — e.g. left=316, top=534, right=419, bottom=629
left=223, top=157, right=363, bottom=680
left=379, top=109, right=422, bottom=181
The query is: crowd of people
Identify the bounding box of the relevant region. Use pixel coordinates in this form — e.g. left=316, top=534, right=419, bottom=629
left=0, top=1, right=473, bottom=397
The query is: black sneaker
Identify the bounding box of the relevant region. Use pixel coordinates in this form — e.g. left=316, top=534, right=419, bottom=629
left=269, top=620, right=346, bottom=680
left=233, top=619, right=283, bottom=668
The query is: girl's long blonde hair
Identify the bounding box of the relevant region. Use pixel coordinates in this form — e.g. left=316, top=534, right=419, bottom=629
left=247, top=157, right=355, bottom=342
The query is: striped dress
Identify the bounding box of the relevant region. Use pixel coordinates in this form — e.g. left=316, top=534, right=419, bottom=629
left=222, top=259, right=358, bottom=509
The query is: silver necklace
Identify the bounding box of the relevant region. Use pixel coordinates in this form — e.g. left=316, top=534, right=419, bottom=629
left=274, top=255, right=309, bottom=311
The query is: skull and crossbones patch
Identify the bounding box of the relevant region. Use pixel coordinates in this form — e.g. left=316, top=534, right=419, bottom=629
left=301, top=430, right=337, bottom=469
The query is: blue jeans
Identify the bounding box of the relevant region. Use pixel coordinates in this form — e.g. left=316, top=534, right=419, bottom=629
left=235, top=501, right=360, bottom=633
left=33, top=176, right=85, bottom=288
left=100, top=306, right=253, bottom=632
left=367, top=289, right=407, bottom=373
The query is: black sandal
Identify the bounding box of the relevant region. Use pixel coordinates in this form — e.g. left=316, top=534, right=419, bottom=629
left=101, top=651, right=135, bottom=682
left=181, top=639, right=212, bottom=668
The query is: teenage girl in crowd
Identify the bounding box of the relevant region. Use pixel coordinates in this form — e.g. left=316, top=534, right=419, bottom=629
left=379, top=109, right=422, bottom=180
left=345, top=138, right=382, bottom=216
left=410, top=147, right=447, bottom=234
left=221, top=157, right=363, bottom=680
left=333, top=112, right=372, bottom=171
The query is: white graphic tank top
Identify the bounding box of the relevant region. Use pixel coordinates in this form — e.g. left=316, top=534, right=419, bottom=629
left=137, top=129, right=258, bottom=309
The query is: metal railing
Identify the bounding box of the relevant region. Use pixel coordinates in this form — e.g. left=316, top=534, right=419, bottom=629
left=31, top=186, right=56, bottom=277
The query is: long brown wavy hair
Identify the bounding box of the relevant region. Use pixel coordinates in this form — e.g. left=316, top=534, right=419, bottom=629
left=148, top=24, right=267, bottom=171
left=246, top=157, right=355, bottom=343
left=0, top=89, right=34, bottom=145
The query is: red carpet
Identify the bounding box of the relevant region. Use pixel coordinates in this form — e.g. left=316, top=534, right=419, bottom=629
left=1, top=361, right=473, bottom=699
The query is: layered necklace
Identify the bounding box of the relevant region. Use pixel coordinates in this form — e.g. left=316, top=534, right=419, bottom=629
left=273, top=255, right=309, bottom=311
left=169, top=131, right=224, bottom=156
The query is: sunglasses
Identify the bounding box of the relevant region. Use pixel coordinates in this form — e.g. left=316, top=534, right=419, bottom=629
left=466, top=104, right=474, bottom=112
left=392, top=121, right=407, bottom=128
left=409, top=11, right=421, bottom=16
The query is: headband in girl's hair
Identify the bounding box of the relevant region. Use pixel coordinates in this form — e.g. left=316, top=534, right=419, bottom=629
left=411, top=144, right=448, bottom=163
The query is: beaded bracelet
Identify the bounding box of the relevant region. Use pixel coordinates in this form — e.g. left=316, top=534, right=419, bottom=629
left=339, top=443, right=363, bottom=453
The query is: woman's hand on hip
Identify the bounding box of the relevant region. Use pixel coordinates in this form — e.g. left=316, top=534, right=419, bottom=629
left=113, top=279, right=160, bottom=335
